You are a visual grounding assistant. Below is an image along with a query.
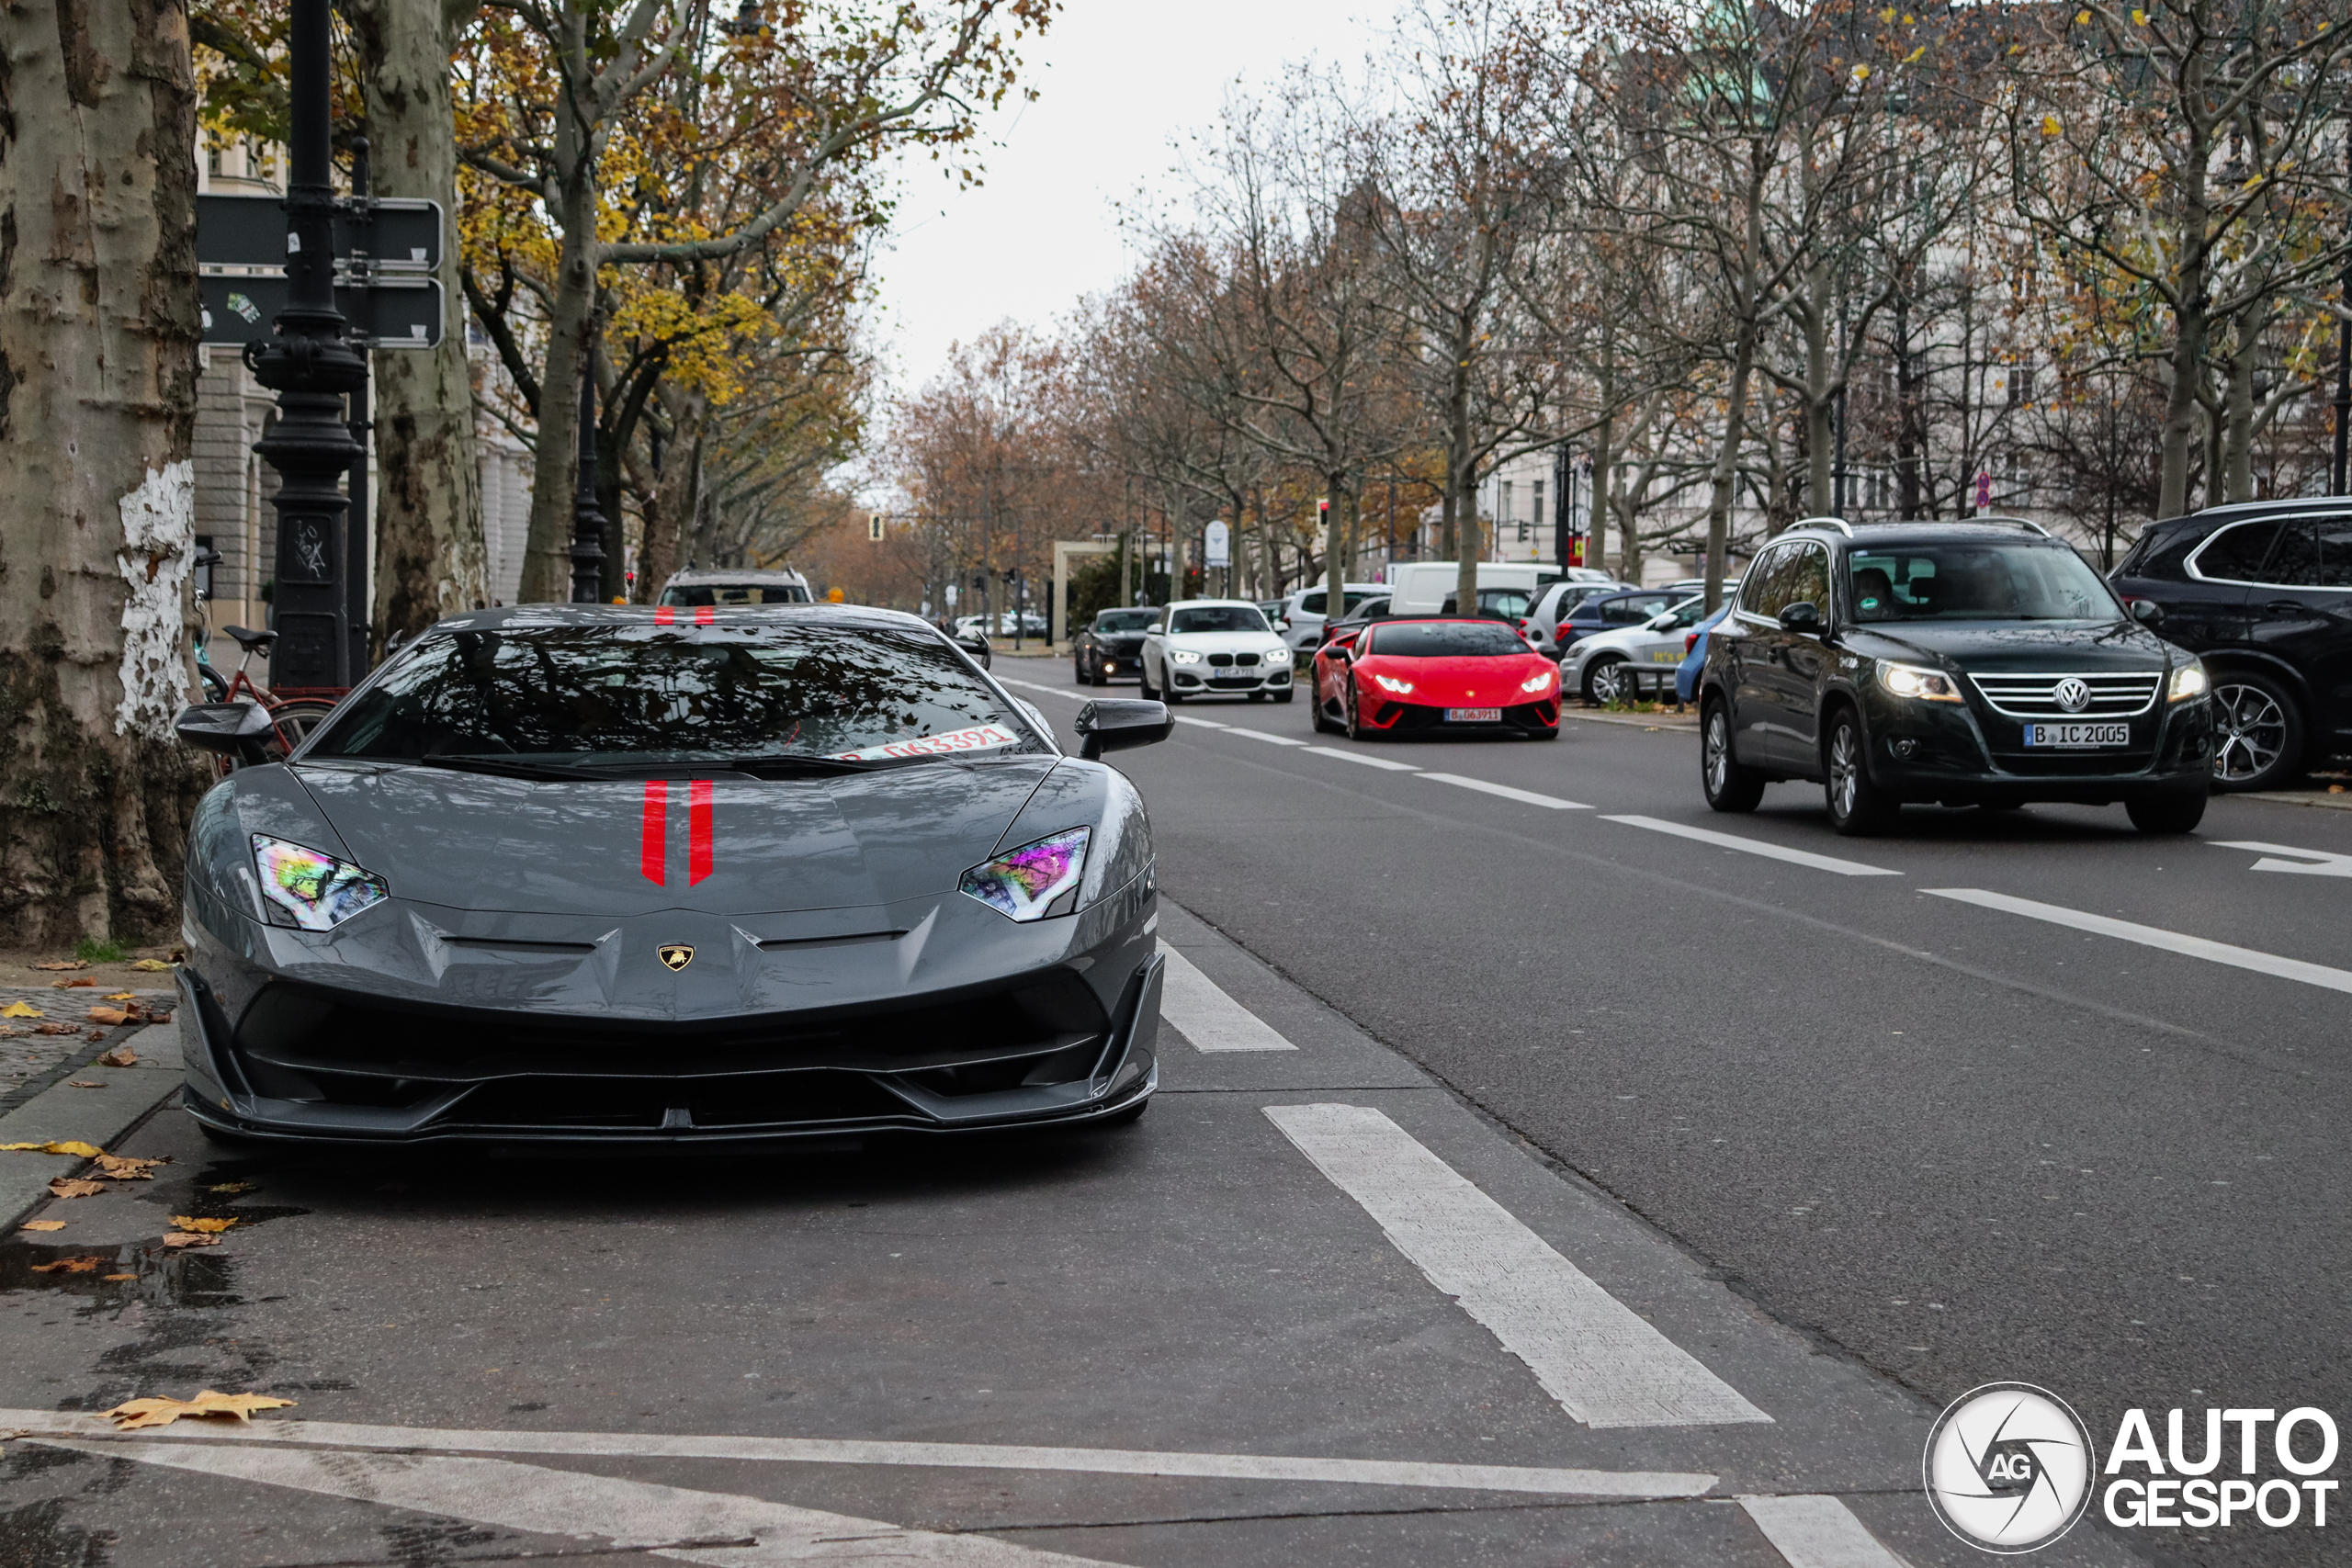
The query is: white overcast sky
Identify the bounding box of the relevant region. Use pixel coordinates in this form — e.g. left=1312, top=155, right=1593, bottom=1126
left=866, top=0, right=1386, bottom=400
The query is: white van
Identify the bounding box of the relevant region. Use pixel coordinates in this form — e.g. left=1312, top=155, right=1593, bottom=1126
left=1383, top=562, right=1545, bottom=618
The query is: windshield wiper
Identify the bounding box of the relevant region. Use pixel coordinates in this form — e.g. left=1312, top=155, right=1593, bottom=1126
left=722, top=754, right=888, bottom=778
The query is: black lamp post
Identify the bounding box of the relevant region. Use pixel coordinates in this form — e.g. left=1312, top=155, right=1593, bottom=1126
left=570, top=364, right=607, bottom=602
left=250, top=0, right=366, bottom=690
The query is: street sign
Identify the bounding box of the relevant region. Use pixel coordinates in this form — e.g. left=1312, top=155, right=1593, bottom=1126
left=1204, top=520, right=1230, bottom=569
left=196, top=194, right=443, bottom=271
left=200, top=275, right=444, bottom=349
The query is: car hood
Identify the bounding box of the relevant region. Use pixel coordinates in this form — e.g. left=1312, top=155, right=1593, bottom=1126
left=1159, top=631, right=1285, bottom=654
left=1839, top=619, right=2172, bottom=671
left=291, top=758, right=1059, bottom=918
left=1359, top=653, right=1550, bottom=701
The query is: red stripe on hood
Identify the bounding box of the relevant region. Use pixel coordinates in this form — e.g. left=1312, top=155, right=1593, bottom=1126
left=694, top=605, right=716, bottom=626
left=653, top=606, right=675, bottom=626
left=640, top=780, right=669, bottom=885
left=687, top=780, right=713, bottom=885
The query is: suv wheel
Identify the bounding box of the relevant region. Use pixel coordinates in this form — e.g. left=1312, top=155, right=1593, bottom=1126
left=1701, top=699, right=1765, bottom=812
left=2210, top=671, right=2303, bottom=792
left=2127, top=791, right=2208, bottom=833
left=1823, top=708, right=1898, bottom=835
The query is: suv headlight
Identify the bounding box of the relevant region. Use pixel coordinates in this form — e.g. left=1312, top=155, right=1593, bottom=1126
left=1170, top=649, right=1204, bottom=665
left=251, top=835, right=390, bottom=931
left=2168, top=660, right=2209, bottom=703
left=1879, top=661, right=1962, bottom=703
left=960, top=827, right=1091, bottom=922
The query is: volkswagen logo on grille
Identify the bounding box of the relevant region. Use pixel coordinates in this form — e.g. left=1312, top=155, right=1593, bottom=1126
left=2052, top=678, right=2092, bottom=714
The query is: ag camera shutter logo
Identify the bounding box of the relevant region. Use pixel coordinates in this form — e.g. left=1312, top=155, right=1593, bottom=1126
left=1924, top=1382, right=2096, bottom=1552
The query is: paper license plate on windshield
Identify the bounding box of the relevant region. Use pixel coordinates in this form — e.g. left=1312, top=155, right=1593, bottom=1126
left=2024, top=723, right=2130, bottom=748
left=1446, top=707, right=1503, bottom=723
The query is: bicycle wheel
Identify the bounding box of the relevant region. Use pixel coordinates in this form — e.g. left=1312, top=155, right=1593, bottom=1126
left=266, top=698, right=340, bottom=760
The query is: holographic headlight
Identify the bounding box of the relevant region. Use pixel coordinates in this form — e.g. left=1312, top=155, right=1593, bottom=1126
left=958, top=827, right=1091, bottom=922
left=250, top=834, right=390, bottom=931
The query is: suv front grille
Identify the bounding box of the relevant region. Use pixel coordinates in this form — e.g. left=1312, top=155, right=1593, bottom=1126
left=1969, top=672, right=2161, bottom=717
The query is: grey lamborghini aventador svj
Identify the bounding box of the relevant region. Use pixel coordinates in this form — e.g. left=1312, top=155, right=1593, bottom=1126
left=170, top=604, right=1174, bottom=1147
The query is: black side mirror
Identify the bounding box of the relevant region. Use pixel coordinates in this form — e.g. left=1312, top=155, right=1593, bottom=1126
left=1075, top=699, right=1174, bottom=761
left=176, top=701, right=277, bottom=764
left=1778, top=601, right=1822, bottom=635
left=2129, top=598, right=2165, bottom=626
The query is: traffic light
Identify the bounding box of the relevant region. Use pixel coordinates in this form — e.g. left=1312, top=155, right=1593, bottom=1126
left=868, top=513, right=884, bottom=541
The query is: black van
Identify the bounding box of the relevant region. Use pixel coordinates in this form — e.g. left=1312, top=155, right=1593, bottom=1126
left=2109, top=501, right=2352, bottom=792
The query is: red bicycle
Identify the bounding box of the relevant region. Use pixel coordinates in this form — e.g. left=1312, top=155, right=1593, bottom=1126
left=204, top=625, right=344, bottom=773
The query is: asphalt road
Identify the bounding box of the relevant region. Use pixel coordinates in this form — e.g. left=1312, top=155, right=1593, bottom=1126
left=0, top=661, right=2345, bottom=1567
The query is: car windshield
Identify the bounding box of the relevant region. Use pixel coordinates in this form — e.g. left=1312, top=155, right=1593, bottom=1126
left=659, top=581, right=809, bottom=605
left=1849, top=544, right=2117, bottom=622
left=307, top=623, right=1046, bottom=768
left=1094, top=610, right=1158, bottom=633
left=1367, top=621, right=1531, bottom=657
left=1170, top=605, right=1270, bottom=634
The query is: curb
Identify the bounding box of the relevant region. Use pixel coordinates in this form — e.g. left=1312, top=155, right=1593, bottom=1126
left=0, top=1021, right=185, bottom=1231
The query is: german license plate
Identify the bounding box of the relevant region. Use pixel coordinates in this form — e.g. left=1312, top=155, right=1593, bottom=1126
left=1447, top=707, right=1503, bottom=723
left=2024, top=723, right=2130, bottom=748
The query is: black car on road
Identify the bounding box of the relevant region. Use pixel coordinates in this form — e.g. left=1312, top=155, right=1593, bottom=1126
left=1698, top=520, right=2214, bottom=835
left=1073, top=607, right=1159, bottom=686
left=2109, top=500, right=2352, bottom=792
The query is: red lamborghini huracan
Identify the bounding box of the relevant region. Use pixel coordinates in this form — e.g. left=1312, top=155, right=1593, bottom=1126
left=1311, top=616, right=1561, bottom=740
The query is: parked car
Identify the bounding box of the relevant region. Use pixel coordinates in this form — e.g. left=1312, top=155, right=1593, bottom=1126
left=657, top=567, right=811, bottom=605
left=1140, top=601, right=1296, bottom=704
left=1556, top=588, right=1686, bottom=652
left=1316, top=595, right=1393, bottom=648
left=1382, top=561, right=1544, bottom=618
left=1310, top=615, right=1561, bottom=740
left=2109, top=499, right=2352, bottom=791
left=1521, top=579, right=1637, bottom=658
left=1563, top=595, right=1706, bottom=705
left=1438, top=585, right=1540, bottom=622
left=1073, top=607, right=1159, bottom=685
left=1697, top=519, right=2213, bottom=835
left=1276, top=583, right=1386, bottom=655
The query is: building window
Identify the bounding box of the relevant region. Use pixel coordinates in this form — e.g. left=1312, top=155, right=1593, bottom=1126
left=1499, top=480, right=1513, bottom=541
left=1530, top=479, right=1544, bottom=543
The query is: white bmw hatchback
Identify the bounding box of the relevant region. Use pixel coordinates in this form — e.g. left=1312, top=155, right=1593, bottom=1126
left=1139, top=600, right=1296, bottom=704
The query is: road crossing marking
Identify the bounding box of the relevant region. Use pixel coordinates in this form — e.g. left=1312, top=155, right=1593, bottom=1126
left=1926, top=887, right=2352, bottom=995
left=1262, top=1104, right=1772, bottom=1429
left=1157, top=945, right=1295, bottom=1052
left=39, top=1437, right=1115, bottom=1566
left=1603, top=816, right=1900, bottom=877
left=0, top=1413, right=1716, bottom=1500
left=1418, top=773, right=1592, bottom=810
left=1738, top=1495, right=1911, bottom=1568
left=1304, top=746, right=1421, bottom=771
left=2213, top=840, right=2352, bottom=878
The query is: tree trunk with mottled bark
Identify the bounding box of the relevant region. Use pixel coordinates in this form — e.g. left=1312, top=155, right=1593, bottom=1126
left=0, top=0, right=209, bottom=947
left=346, top=0, right=490, bottom=647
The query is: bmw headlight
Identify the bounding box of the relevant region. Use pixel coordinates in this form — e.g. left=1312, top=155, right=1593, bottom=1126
left=1374, top=673, right=1414, bottom=694
left=251, top=834, right=390, bottom=931
left=960, top=826, right=1091, bottom=922
left=1879, top=660, right=1962, bottom=703
left=2167, top=660, right=2209, bottom=703
left=1170, top=649, right=1204, bottom=665
left=1520, top=670, right=1555, bottom=693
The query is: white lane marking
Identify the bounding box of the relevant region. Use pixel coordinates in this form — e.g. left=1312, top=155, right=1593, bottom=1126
left=1230, top=728, right=1309, bottom=747
left=37, top=1438, right=1112, bottom=1566
left=1174, top=716, right=1230, bottom=730
left=1419, top=773, right=1592, bottom=810
left=1157, top=945, right=1295, bottom=1052
left=1304, top=746, right=1421, bottom=772
left=1263, top=1104, right=1771, bottom=1429
left=1739, top=1495, right=1912, bottom=1568
left=1603, top=816, right=1900, bottom=877
left=2213, top=840, right=2352, bottom=878
left=0, top=1415, right=1714, bottom=1500
left=1926, top=887, right=2352, bottom=995
left=997, top=677, right=1084, bottom=702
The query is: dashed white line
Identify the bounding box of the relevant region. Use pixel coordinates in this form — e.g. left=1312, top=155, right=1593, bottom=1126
left=1418, top=773, right=1592, bottom=810
left=1739, top=1495, right=1912, bottom=1568
left=1173, top=716, right=1231, bottom=730
left=1, top=1414, right=1717, bottom=1500
left=1157, top=946, right=1296, bottom=1052
left=1263, top=1104, right=1771, bottom=1429
left=1229, top=728, right=1310, bottom=747
left=2212, top=840, right=2352, bottom=878
left=1925, top=888, right=2352, bottom=995
left=1603, top=816, right=1900, bottom=877
left=995, top=677, right=1083, bottom=701
left=1304, top=747, right=1421, bottom=772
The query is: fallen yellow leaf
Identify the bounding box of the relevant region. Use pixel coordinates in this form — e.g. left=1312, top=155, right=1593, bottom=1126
left=1, top=1141, right=104, bottom=1157
left=32, top=961, right=86, bottom=972
left=86, top=1008, right=130, bottom=1026
left=130, top=959, right=175, bottom=972
left=30, top=1257, right=105, bottom=1275
left=103, top=1273, right=138, bottom=1281
left=52, top=978, right=96, bottom=989
left=103, top=992, right=133, bottom=1002
left=48, top=1179, right=108, bottom=1200
left=95, top=1155, right=164, bottom=1180
left=168, top=1216, right=237, bottom=1234
left=96, top=1391, right=297, bottom=1431
left=95, top=1046, right=138, bottom=1068
left=19, top=1222, right=66, bottom=1233
left=162, top=1232, right=220, bottom=1249
left=0, top=1003, right=40, bottom=1020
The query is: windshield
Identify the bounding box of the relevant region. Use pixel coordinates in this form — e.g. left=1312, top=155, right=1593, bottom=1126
left=659, top=581, right=809, bottom=605
left=1849, top=544, right=2118, bottom=623
left=1093, top=610, right=1157, bottom=633
left=1367, top=621, right=1531, bottom=657
left=307, top=623, right=1045, bottom=768
left=1170, top=605, right=1270, bottom=634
